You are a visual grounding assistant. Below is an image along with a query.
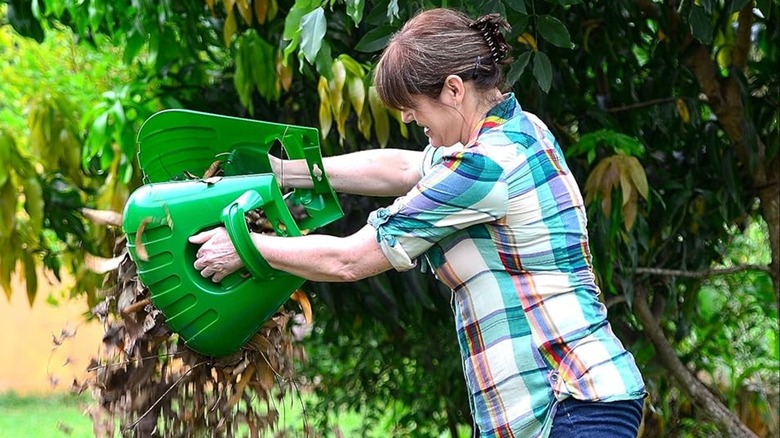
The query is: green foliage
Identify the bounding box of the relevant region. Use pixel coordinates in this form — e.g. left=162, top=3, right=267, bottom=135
left=0, top=16, right=133, bottom=304
left=2, top=0, right=778, bottom=436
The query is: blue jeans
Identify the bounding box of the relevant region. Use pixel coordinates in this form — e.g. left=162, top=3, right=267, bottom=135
left=549, top=397, right=644, bottom=438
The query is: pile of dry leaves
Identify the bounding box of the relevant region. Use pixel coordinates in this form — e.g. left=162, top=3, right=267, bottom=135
left=71, top=199, right=315, bottom=437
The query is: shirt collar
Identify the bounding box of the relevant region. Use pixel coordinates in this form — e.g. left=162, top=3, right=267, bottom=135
left=465, top=92, right=520, bottom=147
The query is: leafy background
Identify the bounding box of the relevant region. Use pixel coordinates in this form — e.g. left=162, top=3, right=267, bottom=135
left=1, top=0, right=778, bottom=436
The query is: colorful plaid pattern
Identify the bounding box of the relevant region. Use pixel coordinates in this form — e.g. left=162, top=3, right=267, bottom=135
left=367, top=94, right=645, bottom=437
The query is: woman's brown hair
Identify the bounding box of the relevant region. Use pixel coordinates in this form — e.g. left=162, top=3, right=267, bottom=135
left=373, top=8, right=512, bottom=111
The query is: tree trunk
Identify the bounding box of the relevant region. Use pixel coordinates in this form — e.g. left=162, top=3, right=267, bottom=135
left=633, top=287, right=759, bottom=438
left=684, top=2, right=779, bottom=308
left=758, top=158, right=780, bottom=304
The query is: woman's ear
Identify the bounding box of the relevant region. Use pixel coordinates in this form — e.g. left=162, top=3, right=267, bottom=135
left=441, top=75, right=465, bottom=107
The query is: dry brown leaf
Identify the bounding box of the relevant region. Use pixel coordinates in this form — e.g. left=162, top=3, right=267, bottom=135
left=290, top=289, right=313, bottom=326
left=203, top=159, right=223, bottom=178
left=81, top=208, right=123, bottom=227
left=85, top=253, right=123, bottom=274
left=135, top=217, right=152, bottom=261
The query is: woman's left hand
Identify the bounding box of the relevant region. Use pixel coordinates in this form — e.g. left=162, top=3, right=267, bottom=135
left=189, top=227, right=244, bottom=282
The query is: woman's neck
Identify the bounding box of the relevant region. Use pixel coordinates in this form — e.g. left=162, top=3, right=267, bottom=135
left=460, top=88, right=505, bottom=145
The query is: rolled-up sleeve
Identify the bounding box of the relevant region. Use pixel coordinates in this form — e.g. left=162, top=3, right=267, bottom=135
left=367, top=149, right=508, bottom=271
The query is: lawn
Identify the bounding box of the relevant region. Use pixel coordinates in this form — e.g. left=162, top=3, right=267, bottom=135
left=0, top=392, right=470, bottom=437
left=0, top=392, right=94, bottom=438
left=0, top=391, right=375, bottom=437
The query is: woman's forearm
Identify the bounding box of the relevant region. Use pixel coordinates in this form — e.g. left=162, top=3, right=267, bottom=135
left=250, top=225, right=392, bottom=282
left=273, top=149, right=423, bottom=197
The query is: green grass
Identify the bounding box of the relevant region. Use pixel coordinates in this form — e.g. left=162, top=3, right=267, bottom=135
left=0, top=391, right=370, bottom=438
left=0, top=392, right=94, bottom=438
left=0, top=392, right=470, bottom=437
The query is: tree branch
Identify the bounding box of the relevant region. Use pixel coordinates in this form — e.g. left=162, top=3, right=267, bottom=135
left=606, top=96, right=678, bottom=113
left=630, top=264, right=771, bottom=279
left=633, top=287, right=759, bottom=438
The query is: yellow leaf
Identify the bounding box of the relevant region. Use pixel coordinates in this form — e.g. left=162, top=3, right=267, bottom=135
left=319, top=101, right=332, bottom=140
left=223, top=0, right=236, bottom=13
left=517, top=32, right=538, bottom=51
left=584, top=157, right=609, bottom=206
left=0, top=131, right=12, bottom=187
left=268, top=0, right=278, bottom=22
left=358, top=104, right=372, bottom=140
left=205, top=0, right=215, bottom=14
left=600, top=159, right=619, bottom=216
left=676, top=98, right=690, bottom=124
left=317, top=76, right=332, bottom=138
left=23, top=251, right=37, bottom=307
left=626, top=156, right=649, bottom=200
left=0, top=180, right=17, bottom=238
left=223, top=7, right=237, bottom=47
left=336, top=101, right=350, bottom=142
left=347, top=75, right=365, bottom=116
left=618, top=157, right=633, bottom=207
left=387, top=108, right=407, bottom=138
left=236, top=0, right=252, bottom=25
left=332, top=60, right=346, bottom=94
left=276, top=52, right=293, bottom=92
left=368, top=86, right=389, bottom=148
left=622, top=190, right=638, bottom=230
left=23, top=177, right=44, bottom=236
left=254, top=0, right=268, bottom=24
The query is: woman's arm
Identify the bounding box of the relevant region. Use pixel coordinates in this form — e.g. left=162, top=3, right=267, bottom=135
left=271, top=149, right=423, bottom=197
left=190, top=224, right=392, bottom=283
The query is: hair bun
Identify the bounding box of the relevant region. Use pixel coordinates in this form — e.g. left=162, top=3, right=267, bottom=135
left=469, top=13, right=512, bottom=65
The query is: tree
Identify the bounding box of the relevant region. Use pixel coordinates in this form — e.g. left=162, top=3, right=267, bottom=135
left=2, top=0, right=777, bottom=436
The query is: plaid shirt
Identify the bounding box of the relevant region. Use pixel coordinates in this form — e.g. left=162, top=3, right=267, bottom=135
left=367, top=94, right=645, bottom=437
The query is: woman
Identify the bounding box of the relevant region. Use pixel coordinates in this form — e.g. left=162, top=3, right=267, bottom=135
left=191, top=8, right=646, bottom=437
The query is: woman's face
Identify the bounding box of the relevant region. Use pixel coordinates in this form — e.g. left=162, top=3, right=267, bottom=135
left=400, top=92, right=464, bottom=147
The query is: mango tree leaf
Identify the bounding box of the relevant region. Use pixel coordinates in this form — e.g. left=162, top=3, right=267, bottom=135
left=44, top=0, right=67, bottom=16
left=505, top=0, right=527, bottom=14
left=346, top=0, right=365, bottom=27
left=6, top=0, right=45, bottom=43
left=355, top=25, right=395, bottom=53
left=387, top=0, right=400, bottom=24
left=282, top=0, right=319, bottom=59
left=626, top=156, right=649, bottom=200
left=318, top=77, right=333, bottom=139
left=24, top=176, right=44, bottom=237
left=756, top=0, right=772, bottom=19
left=300, top=7, right=326, bottom=64
left=234, top=36, right=254, bottom=113
left=223, top=7, right=238, bottom=46
left=689, top=4, right=713, bottom=44
left=236, top=0, right=253, bottom=25
left=507, top=51, right=532, bottom=86
left=483, top=0, right=507, bottom=15
left=532, top=51, right=552, bottom=93
left=369, top=86, right=389, bottom=148
left=0, top=181, right=17, bottom=238
left=249, top=34, right=278, bottom=100
left=123, top=28, right=145, bottom=65
left=0, top=131, right=11, bottom=187
left=729, top=0, right=750, bottom=13
left=0, top=235, right=18, bottom=299
left=23, top=251, right=38, bottom=306
left=314, top=40, right=333, bottom=79
left=254, top=0, right=268, bottom=24
left=537, top=15, right=573, bottom=48
left=347, top=76, right=366, bottom=116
